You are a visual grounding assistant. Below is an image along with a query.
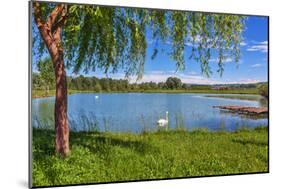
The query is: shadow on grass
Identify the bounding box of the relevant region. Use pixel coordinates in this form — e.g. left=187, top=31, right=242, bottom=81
left=33, top=129, right=157, bottom=158
left=33, top=129, right=156, bottom=154
left=70, top=131, right=158, bottom=155
left=231, top=138, right=268, bottom=147
left=32, top=129, right=57, bottom=185
left=32, top=129, right=158, bottom=186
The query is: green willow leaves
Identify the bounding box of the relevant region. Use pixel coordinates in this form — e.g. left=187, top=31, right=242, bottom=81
left=32, top=3, right=246, bottom=79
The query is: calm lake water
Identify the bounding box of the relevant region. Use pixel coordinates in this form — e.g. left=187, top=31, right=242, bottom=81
left=32, top=93, right=268, bottom=132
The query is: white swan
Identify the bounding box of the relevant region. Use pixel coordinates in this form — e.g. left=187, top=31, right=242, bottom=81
left=157, top=111, right=169, bottom=128
left=95, top=95, right=99, bottom=99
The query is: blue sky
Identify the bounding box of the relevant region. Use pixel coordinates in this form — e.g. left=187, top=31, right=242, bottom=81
left=83, top=16, right=268, bottom=84
left=33, top=15, right=268, bottom=85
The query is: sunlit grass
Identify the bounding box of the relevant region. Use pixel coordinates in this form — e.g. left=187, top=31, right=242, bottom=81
left=32, top=126, right=268, bottom=187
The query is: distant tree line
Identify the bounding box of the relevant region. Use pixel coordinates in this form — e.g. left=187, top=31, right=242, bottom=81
left=32, top=73, right=188, bottom=92
left=32, top=69, right=268, bottom=93
left=32, top=59, right=268, bottom=93
left=33, top=72, right=268, bottom=94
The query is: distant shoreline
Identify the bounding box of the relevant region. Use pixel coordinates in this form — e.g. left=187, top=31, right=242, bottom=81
left=32, top=89, right=259, bottom=99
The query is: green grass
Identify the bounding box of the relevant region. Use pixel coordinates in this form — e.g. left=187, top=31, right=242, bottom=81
left=32, top=88, right=259, bottom=98
left=32, top=127, right=268, bottom=187
left=135, top=89, right=258, bottom=94
left=32, top=90, right=83, bottom=98
left=205, top=94, right=263, bottom=101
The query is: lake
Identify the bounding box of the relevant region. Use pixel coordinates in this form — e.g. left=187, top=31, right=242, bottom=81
left=32, top=93, right=268, bottom=132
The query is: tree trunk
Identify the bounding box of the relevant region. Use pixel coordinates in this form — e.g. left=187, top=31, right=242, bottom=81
left=54, top=53, right=70, bottom=156
left=33, top=3, right=70, bottom=156
left=45, top=85, right=49, bottom=96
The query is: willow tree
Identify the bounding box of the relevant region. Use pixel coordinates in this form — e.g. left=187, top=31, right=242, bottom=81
left=32, top=1, right=245, bottom=156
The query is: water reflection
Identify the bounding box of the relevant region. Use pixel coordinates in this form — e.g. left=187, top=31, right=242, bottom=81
left=218, top=109, right=268, bottom=120
left=205, top=94, right=268, bottom=107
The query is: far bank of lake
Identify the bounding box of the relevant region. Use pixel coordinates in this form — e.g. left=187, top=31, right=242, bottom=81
left=32, top=88, right=259, bottom=99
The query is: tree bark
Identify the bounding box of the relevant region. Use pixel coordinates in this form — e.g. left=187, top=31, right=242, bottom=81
left=52, top=25, right=70, bottom=156
left=54, top=52, right=70, bottom=156
left=43, top=30, right=70, bottom=156
left=33, top=2, right=70, bottom=156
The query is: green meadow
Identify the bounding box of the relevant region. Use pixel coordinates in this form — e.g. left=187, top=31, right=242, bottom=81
left=33, top=127, right=268, bottom=187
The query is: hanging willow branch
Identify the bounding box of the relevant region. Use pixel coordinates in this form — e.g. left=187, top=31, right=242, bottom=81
left=32, top=2, right=246, bottom=79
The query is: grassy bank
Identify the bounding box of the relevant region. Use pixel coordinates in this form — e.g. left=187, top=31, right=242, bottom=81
left=32, top=90, right=79, bottom=98
left=32, top=88, right=259, bottom=98
left=33, top=127, right=268, bottom=187
left=137, top=89, right=258, bottom=94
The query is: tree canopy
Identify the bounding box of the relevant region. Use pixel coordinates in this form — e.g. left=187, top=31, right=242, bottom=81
left=37, top=57, right=55, bottom=92
left=33, top=2, right=246, bottom=79
left=166, top=77, right=182, bottom=89
left=257, top=83, right=268, bottom=98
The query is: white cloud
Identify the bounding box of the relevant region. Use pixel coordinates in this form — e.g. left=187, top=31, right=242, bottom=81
left=227, top=79, right=262, bottom=84
left=187, top=71, right=197, bottom=75
left=210, top=57, right=233, bottom=63
left=87, top=70, right=262, bottom=85
left=145, top=70, right=165, bottom=74
left=250, top=63, right=262, bottom=68
left=240, top=41, right=247, bottom=46
left=184, top=35, right=217, bottom=49
left=131, top=71, right=261, bottom=85
left=247, top=41, right=268, bottom=53
left=126, top=71, right=215, bottom=84
left=164, top=41, right=172, bottom=45
left=147, top=39, right=157, bottom=45
left=259, top=41, right=268, bottom=45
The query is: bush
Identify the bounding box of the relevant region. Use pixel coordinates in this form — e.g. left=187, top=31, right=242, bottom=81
left=257, top=83, right=268, bottom=98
